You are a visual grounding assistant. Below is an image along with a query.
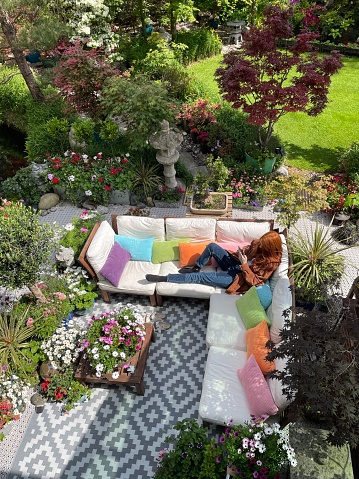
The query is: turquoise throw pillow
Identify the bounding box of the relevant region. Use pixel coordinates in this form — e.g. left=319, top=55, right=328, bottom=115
left=256, top=282, right=273, bottom=310
left=236, top=286, right=271, bottom=329
left=114, top=235, right=154, bottom=261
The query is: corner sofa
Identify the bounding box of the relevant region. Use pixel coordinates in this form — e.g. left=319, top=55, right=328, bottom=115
left=79, top=215, right=293, bottom=425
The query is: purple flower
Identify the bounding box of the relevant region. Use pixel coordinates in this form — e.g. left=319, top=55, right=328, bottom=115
left=225, top=427, right=231, bottom=435
left=197, top=442, right=202, bottom=448
left=220, top=436, right=225, bottom=443
left=181, top=452, right=187, bottom=458
left=253, top=472, right=259, bottom=479
left=215, top=455, right=221, bottom=463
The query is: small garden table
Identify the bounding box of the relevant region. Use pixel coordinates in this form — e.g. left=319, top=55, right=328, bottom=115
left=74, top=323, right=155, bottom=395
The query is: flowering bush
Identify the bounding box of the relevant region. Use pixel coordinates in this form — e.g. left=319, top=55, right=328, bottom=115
left=0, top=374, right=28, bottom=418
left=219, top=419, right=296, bottom=478
left=41, top=325, right=83, bottom=369
left=230, top=168, right=270, bottom=207
left=80, top=303, right=146, bottom=378
left=176, top=99, right=221, bottom=132
left=0, top=398, right=14, bottom=430
left=152, top=185, right=186, bottom=203
left=40, top=366, right=91, bottom=412
left=60, top=210, right=103, bottom=257
left=61, top=267, right=98, bottom=311
left=44, top=151, right=135, bottom=205
left=324, top=174, right=358, bottom=215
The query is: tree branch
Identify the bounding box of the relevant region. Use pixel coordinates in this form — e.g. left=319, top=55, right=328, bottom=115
left=0, top=71, right=21, bottom=84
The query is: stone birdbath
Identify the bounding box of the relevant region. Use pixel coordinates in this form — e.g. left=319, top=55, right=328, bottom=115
left=149, top=120, right=183, bottom=189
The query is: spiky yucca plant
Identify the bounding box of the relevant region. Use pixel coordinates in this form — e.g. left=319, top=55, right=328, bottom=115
left=289, top=220, right=354, bottom=303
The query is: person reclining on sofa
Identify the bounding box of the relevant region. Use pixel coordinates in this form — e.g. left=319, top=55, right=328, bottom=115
left=146, top=231, right=282, bottom=294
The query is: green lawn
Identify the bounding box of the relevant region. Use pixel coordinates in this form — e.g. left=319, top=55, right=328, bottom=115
left=188, top=55, right=359, bottom=172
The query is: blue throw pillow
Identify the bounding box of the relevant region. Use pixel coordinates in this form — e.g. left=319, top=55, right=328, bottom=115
left=256, top=282, right=273, bottom=310
left=114, top=235, right=154, bottom=262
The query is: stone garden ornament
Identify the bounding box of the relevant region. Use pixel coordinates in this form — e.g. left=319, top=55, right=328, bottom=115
left=149, top=120, right=183, bottom=189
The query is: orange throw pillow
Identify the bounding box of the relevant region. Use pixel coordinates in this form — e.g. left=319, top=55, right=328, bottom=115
left=246, top=320, right=275, bottom=375
left=178, top=242, right=210, bottom=267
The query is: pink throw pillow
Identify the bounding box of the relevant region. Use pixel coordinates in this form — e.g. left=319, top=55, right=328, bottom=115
left=212, top=242, right=250, bottom=267
left=99, top=242, right=131, bottom=287
left=237, top=354, right=278, bottom=420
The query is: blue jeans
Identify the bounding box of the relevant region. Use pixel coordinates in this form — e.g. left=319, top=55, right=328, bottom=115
left=167, top=243, right=241, bottom=289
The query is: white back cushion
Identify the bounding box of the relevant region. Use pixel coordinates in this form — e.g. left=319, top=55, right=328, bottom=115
left=269, top=234, right=289, bottom=291
left=216, top=221, right=271, bottom=243
left=267, top=356, right=292, bottom=411
left=116, top=216, right=165, bottom=240
left=267, top=277, right=292, bottom=344
left=165, top=218, right=216, bottom=242
left=86, top=221, right=114, bottom=274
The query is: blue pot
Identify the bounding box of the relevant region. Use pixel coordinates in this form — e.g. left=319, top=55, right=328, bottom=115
left=63, top=311, right=74, bottom=329
left=74, top=300, right=95, bottom=316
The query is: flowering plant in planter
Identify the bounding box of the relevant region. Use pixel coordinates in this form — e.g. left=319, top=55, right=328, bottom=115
left=0, top=374, right=28, bottom=418
left=44, top=151, right=135, bottom=205
left=230, top=168, right=270, bottom=208
left=219, top=419, right=296, bottom=478
left=61, top=266, right=98, bottom=311
left=323, top=173, right=358, bottom=215
left=80, top=303, right=146, bottom=378
left=0, top=398, right=14, bottom=432
left=40, top=366, right=91, bottom=412
left=41, top=325, right=83, bottom=369
left=152, top=185, right=186, bottom=204
left=60, top=210, right=103, bottom=257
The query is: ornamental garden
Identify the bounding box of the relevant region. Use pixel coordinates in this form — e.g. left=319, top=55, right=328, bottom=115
left=0, top=1, right=359, bottom=478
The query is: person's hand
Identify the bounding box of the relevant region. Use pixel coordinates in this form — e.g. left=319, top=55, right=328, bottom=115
left=238, top=248, right=247, bottom=265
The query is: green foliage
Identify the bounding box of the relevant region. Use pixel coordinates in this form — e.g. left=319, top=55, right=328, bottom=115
left=72, top=118, right=96, bottom=143
left=26, top=118, right=70, bottom=161
left=268, top=304, right=359, bottom=448
left=131, top=158, right=162, bottom=199
left=207, top=105, right=248, bottom=166
left=173, top=28, right=222, bottom=65
left=175, top=160, right=194, bottom=187
left=0, top=306, right=38, bottom=377
left=194, top=156, right=231, bottom=194
left=289, top=220, right=353, bottom=303
left=0, top=201, right=55, bottom=290
left=123, top=35, right=152, bottom=66
left=0, top=166, right=43, bottom=205
left=153, top=418, right=219, bottom=479
left=60, top=211, right=104, bottom=257
left=0, top=66, right=30, bottom=132
left=133, top=40, right=195, bottom=101
left=101, top=75, right=177, bottom=150
left=338, top=141, right=359, bottom=179
left=265, top=172, right=329, bottom=229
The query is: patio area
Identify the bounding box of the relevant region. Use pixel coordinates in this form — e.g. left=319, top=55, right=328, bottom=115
left=1, top=202, right=359, bottom=479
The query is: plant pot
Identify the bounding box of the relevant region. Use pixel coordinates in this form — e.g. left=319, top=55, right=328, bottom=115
left=245, top=152, right=276, bottom=174
left=108, top=189, right=130, bottom=205
left=63, top=311, right=74, bottom=328
left=190, top=192, right=228, bottom=215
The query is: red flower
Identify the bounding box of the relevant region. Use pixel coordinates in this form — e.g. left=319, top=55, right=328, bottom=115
left=122, top=158, right=128, bottom=163
left=52, top=178, right=59, bottom=184
left=41, top=381, right=50, bottom=392
left=105, top=185, right=111, bottom=191
left=99, top=177, right=104, bottom=182
left=110, top=168, right=117, bottom=175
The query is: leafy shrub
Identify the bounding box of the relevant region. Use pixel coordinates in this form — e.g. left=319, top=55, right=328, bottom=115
left=0, top=67, right=30, bottom=132
left=0, top=166, right=42, bottom=205
left=175, top=160, right=194, bottom=187
left=338, top=142, right=359, bottom=179
left=123, top=35, right=152, bottom=67
left=173, top=28, right=222, bottom=65
left=26, top=118, right=70, bottom=161
left=60, top=210, right=104, bottom=257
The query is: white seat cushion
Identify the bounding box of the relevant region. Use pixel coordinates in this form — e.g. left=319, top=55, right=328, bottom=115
left=116, top=216, right=165, bottom=240
left=266, top=277, right=292, bottom=344
left=98, top=261, right=160, bottom=295
left=156, top=261, right=219, bottom=298
left=165, top=218, right=216, bottom=242
left=199, top=347, right=251, bottom=425
left=216, top=221, right=271, bottom=243
left=206, top=292, right=247, bottom=350
left=86, top=221, right=114, bottom=275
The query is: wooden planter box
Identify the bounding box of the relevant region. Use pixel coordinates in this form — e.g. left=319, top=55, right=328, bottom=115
left=190, top=192, right=228, bottom=215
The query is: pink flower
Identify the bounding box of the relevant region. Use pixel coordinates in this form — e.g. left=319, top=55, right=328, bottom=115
left=80, top=228, right=88, bottom=232
left=26, top=318, right=34, bottom=326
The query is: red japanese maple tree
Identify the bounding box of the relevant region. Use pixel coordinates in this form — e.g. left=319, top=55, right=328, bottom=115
left=215, top=6, right=343, bottom=150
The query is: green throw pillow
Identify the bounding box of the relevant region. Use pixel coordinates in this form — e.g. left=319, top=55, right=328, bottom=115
left=152, top=238, right=190, bottom=264
left=236, top=286, right=271, bottom=329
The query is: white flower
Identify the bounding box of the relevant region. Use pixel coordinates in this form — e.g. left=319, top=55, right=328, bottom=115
left=95, top=371, right=102, bottom=378
left=103, top=345, right=110, bottom=350
left=264, top=427, right=273, bottom=435
left=112, top=371, right=119, bottom=379
left=112, top=351, right=118, bottom=357
left=93, top=353, right=99, bottom=359
left=125, top=153, right=130, bottom=157
left=68, top=175, right=75, bottom=182
left=85, top=190, right=92, bottom=196
left=119, top=352, right=126, bottom=359
left=92, top=347, right=98, bottom=353
left=65, top=223, right=75, bottom=231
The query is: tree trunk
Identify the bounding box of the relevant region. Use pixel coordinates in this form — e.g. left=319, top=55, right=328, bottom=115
left=0, top=7, right=45, bottom=102
left=28, top=284, right=47, bottom=303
